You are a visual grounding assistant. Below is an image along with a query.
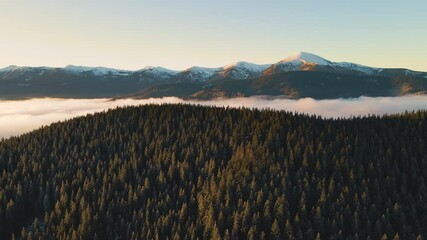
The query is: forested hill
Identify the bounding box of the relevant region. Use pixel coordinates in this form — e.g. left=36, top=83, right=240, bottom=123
left=0, top=105, right=427, bottom=239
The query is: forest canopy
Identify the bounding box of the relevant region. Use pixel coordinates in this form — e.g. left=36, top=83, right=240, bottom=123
left=0, top=104, right=426, bottom=239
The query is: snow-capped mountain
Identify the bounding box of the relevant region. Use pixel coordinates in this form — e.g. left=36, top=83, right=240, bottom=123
left=0, top=66, right=56, bottom=73
left=283, top=52, right=332, bottom=65
left=216, top=61, right=270, bottom=79
left=176, top=66, right=221, bottom=81
left=0, top=65, right=22, bottom=72
left=1, top=52, right=426, bottom=100
left=135, top=66, right=179, bottom=81
left=333, top=62, right=377, bottom=75
left=1, top=52, right=423, bottom=81
left=64, top=65, right=132, bottom=76
left=263, top=52, right=380, bottom=76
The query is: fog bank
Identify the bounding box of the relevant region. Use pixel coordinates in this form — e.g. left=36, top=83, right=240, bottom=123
left=1, top=96, right=426, bottom=138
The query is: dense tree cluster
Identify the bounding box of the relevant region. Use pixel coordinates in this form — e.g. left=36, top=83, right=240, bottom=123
left=0, top=104, right=426, bottom=239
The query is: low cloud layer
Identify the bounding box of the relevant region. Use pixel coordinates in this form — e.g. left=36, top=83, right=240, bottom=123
left=1, top=96, right=426, bottom=138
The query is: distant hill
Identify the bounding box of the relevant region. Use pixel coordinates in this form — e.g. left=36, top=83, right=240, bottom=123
left=1, top=52, right=426, bottom=100
left=0, top=105, right=426, bottom=239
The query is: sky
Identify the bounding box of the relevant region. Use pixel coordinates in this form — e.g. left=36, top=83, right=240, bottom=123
left=0, top=0, right=426, bottom=71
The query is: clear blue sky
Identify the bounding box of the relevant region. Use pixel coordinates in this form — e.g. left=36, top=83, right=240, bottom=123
left=0, top=0, right=426, bottom=71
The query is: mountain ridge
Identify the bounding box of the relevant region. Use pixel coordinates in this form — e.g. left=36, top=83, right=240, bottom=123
left=0, top=52, right=426, bottom=100
left=1, top=52, right=425, bottom=80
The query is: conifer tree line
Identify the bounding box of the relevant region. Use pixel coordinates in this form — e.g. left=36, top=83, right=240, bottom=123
left=0, top=104, right=426, bottom=239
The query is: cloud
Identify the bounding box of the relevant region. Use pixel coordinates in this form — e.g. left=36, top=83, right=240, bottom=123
left=0, top=96, right=426, bottom=139
left=194, top=95, right=427, bottom=118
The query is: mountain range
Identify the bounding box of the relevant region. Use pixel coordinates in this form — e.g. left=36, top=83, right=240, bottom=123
left=1, top=52, right=426, bottom=100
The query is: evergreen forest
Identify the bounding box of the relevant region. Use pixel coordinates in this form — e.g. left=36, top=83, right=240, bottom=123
left=0, top=104, right=426, bottom=239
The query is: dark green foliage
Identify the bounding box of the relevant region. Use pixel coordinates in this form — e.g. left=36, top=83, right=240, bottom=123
left=0, top=104, right=426, bottom=239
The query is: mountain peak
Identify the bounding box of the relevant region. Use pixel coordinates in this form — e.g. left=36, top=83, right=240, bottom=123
left=223, top=61, right=269, bottom=71
left=0, top=65, right=20, bottom=72
left=64, top=65, right=131, bottom=76
left=282, top=52, right=331, bottom=65
left=224, top=61, right=252, bottom=68
left=141, top=66, right=178, bottom=74
left=179, top=66, right=221, bottom=81
left=185, top=66, right=220, bottom=71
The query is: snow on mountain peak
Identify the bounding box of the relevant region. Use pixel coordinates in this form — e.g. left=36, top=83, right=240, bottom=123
left=334, top=62, right=377, bottom=75
left=64, top=65, right=131, bottom=76
left=181, top=66, right=221, bottom=81
left=1, top=53, right=403, bottom=81
left=0, top=65, right=54, bottom=73
left=218, top=61, right=271, bottom=79
left=0, top=65, right=21, bottom=72
left=185, top=66, right=220, bottom=72
left=141, top=66, right=178, bottom=74
left=136, top=66, right=179, bottom=80
left=282, top=52, right=331, bottom=65
left=186, top=66, right=218, bottom=76
left=223, top=61, right=270, bottom=73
